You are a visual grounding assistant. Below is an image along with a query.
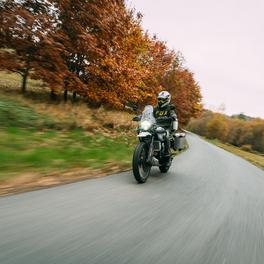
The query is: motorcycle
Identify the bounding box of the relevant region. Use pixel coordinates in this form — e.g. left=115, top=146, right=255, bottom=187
left=132, top=105, right=175, bottom=183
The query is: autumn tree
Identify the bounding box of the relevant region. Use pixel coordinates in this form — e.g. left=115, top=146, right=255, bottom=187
left=188, top=111, right=264, bottom=153
left=87, top=26, right=175, bottom=108
left=187, top=110, right=213, bottom=136
left=0, top=0, right=174, bottom=104
left=250, top=120, right=264, bottom=153
left=206, top=114, right=228, bottom=142
left=138, top=36, right=175, bottom=106
left=79, top=0, right=141, bottom=107
left=53, top=0, right=109, bottom=101
left=0, top=0, right=203, bottom=121
left=225, top=119, right=252, bottom=147
left=0, top=0, right=68, bottom=94
left=78, top=2, right=173, bottom=108
left=161, top=61, right=202, bottom=125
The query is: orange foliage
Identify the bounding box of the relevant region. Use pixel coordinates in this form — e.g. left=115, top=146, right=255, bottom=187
left=162, top=64, right=202, bottom=125
left=0, top=0, right=203, bottom=125
left=0, top=0, right=69, bottom=92
left=188, top=111, right=264, bottom=153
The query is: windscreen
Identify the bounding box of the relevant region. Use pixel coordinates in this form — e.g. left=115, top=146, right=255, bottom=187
left=141, top=105, right=156, bottom=124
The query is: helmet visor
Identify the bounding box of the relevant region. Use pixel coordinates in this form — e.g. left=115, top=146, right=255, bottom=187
left=158, top=98, right=167, bottom=106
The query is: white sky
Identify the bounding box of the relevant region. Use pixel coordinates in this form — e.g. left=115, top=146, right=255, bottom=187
left=129, top=0, right=264, bottom=118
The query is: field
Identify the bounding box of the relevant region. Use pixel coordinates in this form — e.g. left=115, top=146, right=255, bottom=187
left=0, top=71, right=137, bottom=195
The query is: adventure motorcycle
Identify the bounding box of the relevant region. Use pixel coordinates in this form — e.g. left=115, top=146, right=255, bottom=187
left=132, top=105, right=176, bottom=183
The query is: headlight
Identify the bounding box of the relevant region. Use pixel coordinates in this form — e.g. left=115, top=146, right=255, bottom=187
left=140, top=120, right=152, bottom=131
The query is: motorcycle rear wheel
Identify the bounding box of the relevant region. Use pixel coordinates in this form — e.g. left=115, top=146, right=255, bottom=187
left=159, top=157, right=172, bottom=173
left=132, top=142, right=151, bottom=183
left=159, top=164, right=170, bottom=173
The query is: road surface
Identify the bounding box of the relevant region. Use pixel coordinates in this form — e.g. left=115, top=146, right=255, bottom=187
left=1, top=134, right=264, bottom=264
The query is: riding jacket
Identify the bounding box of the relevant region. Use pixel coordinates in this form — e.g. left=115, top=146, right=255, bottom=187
left=153, top=104, right=178, bottom=130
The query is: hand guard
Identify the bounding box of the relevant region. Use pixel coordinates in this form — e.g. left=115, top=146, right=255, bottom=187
left=132, top=116, right=141, bottom=122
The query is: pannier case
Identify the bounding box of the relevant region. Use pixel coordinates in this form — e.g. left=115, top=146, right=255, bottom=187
left=174, top=133, right=187, bottom=151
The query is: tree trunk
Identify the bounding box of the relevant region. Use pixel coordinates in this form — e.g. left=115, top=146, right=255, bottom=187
left=64, top=89, right=68, bottom=102
left=21, top=70, right=29, bottom=94
left=72, top=91, right=77, bottom=102
left=50, top=90, right=57, bottom=101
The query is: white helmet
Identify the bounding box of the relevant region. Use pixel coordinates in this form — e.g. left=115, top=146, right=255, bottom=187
left=157, top=91, right=171, bottom=108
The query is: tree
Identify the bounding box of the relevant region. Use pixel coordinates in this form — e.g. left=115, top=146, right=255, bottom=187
left=53, top=0, right=108, bottom=101
left=0, top=0, right=67, bottom=93
left=0, top=0, right=203, bottom=117
left=187, top=110, right=213, bottom=136
left=162, top=62, right=202, bottom=125
left=250, top=121, right=264, bottom=153
left=139, top=36, right=175, bottom=106
left=188, top=110, right=264, bottom=154
left=78, top=3, right=175, bottom=108
left=206, top=114, right=228, bottom=142
left=82, top=3, right=147, bottom=107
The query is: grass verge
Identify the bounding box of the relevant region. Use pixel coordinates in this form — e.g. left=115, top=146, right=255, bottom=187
left=0, top=94, right=136, bottom=196
left=0, top=128, right=135, bottom=196
left=207, top=139, right=264, bottom=170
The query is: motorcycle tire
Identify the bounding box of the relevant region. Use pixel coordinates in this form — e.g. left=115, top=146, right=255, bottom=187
left=132, top=142, right=151, bottom=183
left=159, top=165, right=170, bottom=173
left=159, top=157, right=172, bottom=173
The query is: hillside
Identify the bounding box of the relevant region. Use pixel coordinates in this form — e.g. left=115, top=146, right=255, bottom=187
left=0, top=72, right=137, bottom=195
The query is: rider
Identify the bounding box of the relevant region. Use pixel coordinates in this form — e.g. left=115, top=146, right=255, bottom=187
left=154, top=91, right=178, bottom=154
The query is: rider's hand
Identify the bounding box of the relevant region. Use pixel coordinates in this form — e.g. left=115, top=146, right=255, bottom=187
left=132, top=116, right=141, bottom=122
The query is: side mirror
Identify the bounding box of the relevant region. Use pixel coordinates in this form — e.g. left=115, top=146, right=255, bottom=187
left=125, top=102, right=138, bottom=112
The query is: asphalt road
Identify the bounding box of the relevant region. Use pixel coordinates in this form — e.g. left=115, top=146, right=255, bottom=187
left=1, top=134, right=264, bottom=264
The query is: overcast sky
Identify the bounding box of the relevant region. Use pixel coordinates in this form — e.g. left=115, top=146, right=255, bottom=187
left=129, top=0, right=264, bottom=118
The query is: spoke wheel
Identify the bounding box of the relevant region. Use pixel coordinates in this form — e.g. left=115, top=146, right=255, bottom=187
left=133, top=143, right=151, bottom=183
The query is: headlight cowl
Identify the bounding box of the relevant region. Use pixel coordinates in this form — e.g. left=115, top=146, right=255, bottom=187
left=140, top=120, right=152, bottom=131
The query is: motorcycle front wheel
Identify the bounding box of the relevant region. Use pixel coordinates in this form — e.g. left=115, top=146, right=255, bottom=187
left=132, top=142, right=151, bottom=183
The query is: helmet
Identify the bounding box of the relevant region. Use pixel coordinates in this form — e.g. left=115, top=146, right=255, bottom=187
left=157, top=91, right=171, bottom=108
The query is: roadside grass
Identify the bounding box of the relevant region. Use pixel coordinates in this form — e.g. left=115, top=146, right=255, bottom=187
left=207, top=138, right=264, bottom=170
left=0, top=93, right=137, bottom=194
left=0, top=71, right=47, bottom=91
left=0, top=71, right=135, bottom=132
left=0, top=127, right=135, bottom=181
left=0, top=96, right=58, bottom=129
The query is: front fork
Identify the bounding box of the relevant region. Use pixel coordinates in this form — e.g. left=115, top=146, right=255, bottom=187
left=146, top=137, right=154, bottom=165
